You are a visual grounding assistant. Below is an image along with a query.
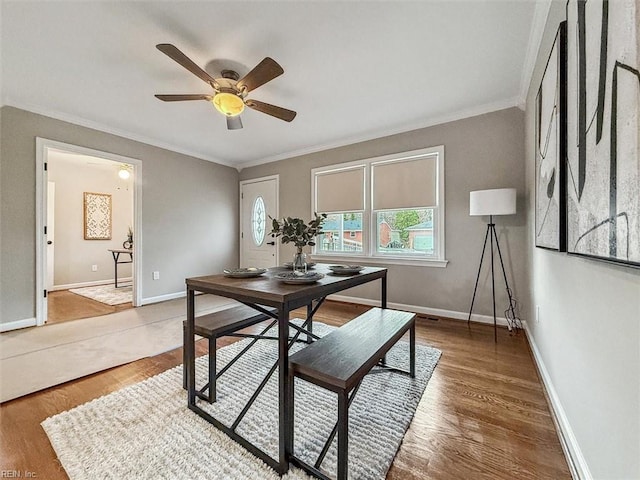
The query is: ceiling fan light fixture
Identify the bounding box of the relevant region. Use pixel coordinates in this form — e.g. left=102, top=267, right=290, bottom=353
left=155, top=44, right=296, bottom=126
left=212, top=92, right=244, bottom=117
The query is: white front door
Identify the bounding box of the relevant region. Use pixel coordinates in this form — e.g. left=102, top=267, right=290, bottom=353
left=240, top=176, right=278, bottom=268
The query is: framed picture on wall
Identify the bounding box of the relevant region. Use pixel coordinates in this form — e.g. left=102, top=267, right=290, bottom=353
left=535, top=21, right=567, bottom=251
left=565, top=0, right=640, bottom=267
left=83, top=192, right=112, bottom=240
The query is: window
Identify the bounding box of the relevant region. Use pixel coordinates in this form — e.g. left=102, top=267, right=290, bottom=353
left=317, top=213, right=364, bottom=253
left=376, top=209, right=435, bottom=255
left=312, top=146, right=446, bottom=266
left=251, top=196, right=266, bottom=246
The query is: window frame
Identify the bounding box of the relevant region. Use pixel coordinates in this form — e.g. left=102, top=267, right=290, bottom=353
left=311, top=146, right=447, bottom=267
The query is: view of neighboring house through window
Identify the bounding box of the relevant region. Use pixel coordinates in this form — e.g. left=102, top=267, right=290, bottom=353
left=318, top=213, right=364, bottom=252
left=376, top=209, right=434, bottom=255
left=312, top=146, right=445, bottom=263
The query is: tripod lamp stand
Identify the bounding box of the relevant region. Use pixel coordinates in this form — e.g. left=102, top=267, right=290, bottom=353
left=467, top=188, right=519, bottom=342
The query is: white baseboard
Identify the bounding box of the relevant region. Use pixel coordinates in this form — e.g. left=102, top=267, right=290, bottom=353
left=327, top=294, right=510, bottom=326
left=140, top=289, right=214, bottom=306
left=523, top=321, right=591, bottom=480
left=140, top=290, right=185, bottom=306
left=50, top=278, right=133, bottom=292
left=1, top=317, right=37, bottom=332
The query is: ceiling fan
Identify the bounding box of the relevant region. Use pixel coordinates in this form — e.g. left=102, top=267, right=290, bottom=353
left=154, top=44, right=296, bottom=130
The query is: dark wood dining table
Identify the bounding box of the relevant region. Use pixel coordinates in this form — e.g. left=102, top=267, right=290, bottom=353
left=184, top=264, right=387, bottom=475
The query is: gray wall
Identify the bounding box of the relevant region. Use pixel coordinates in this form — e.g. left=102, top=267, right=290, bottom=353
left=0, top=107, right=4, bottom=319
left=48, top=155, right=134, bottom=286
left=0, top=106, right=239, bottom=324
left=240, top=107, right=528, bottom=319
left=525, top=2, right=640, bottom=478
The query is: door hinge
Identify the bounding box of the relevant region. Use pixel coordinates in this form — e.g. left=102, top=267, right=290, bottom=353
left=241, top=232, right=244, bottom=239
left=44, top=289, right=47, bottom=298
left=44, top=226, right=47, bottom=235
left=241, top=192, right=244, bottom=199
left=44, top=162, right=48, bottom=171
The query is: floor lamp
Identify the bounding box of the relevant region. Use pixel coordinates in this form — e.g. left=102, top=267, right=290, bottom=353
left=467, top=188, right=519, bottom=342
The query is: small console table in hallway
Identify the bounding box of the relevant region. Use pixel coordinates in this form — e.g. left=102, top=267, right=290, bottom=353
left=107, top=248, right=132, bottom=288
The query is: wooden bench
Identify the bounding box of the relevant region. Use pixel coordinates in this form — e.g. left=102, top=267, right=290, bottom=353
left=183, top=304, right=277, bottom=403
left=288, top=307, right=416, bottom=480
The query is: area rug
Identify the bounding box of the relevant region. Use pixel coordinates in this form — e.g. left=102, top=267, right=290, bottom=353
left=42, top=321, right=441, bottom=480
left=68, top=283, right=132, bottom=305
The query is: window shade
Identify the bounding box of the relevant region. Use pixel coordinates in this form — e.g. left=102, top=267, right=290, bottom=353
left=315, top=167, right=365, bottom=213
left=372, top=155, right=437, bottom=210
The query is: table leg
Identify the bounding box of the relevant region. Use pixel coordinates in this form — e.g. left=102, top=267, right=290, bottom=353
left=306, top=303, right=313, bottom=343
left=337, top=390, right=349, bottom=480
left=381, top=272, right=387, bottom=309
left=381, top=272, right=388, bottom=366
left=410, top=321, right=416, bottom=378
left=186, top=287, right=196, bottom=406
left=112, top=251, right=119, bottom=288
left=279, top=305, right=290, bottom=475
left=287, top=365, right=295, bottom=469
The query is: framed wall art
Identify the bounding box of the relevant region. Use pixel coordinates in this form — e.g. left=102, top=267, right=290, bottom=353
left=536, top=21, right=567, bottom=251
left=83, top=192, right=112, bottom=240
left=565, top=0, right=640, bottom=267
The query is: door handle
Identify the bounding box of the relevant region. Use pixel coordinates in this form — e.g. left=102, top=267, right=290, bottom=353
left=267, top=241, right=276, bottom=246
left=47, top=241, right=53, bottom=245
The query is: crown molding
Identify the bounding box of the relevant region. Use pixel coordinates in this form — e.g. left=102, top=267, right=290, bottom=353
left=518, top=0, right=553, bottom=107
left=235, top=96, right=521, bottom=170
left=4, top=94, right=522, bottom=172
left=0, top=98, right=236, bottom=168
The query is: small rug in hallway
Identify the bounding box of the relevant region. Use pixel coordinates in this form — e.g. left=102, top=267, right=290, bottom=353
left=42, top=321, right=441, bottom=480
left=69, top=284, right=132, bottom=306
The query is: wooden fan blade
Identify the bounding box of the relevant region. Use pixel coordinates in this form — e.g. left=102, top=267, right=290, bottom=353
left=156, top=44, right=218, bottom=87
left=237, top=57, right=284, bottom=93
left=245, top=100, right=296, bottom=122
left=226, top=116, right=243, bottom=130
left=155, top=94, right=212, bottom=102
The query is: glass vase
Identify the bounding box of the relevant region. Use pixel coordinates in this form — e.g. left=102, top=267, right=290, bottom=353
left=293, top=247, right=307, bottom=274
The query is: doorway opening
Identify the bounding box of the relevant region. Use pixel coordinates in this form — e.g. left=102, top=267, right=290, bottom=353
left=36, top=139, right=142, bottom=326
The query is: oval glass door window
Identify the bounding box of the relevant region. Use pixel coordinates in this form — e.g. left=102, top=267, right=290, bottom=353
left=252, top=196, right=266, bottom=246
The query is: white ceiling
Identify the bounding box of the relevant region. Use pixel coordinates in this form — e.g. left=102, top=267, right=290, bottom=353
left=1, top=1, right=541, bottom=169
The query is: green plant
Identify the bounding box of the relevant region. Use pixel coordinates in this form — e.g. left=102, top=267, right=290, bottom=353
left=395, top=210, right=420, bottom=244
left=269, top=213, right=327, bottom=248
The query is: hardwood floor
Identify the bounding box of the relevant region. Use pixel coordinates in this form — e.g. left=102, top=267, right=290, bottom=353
left=0, top=301, right=571, bottom=479
left=46, top=290, right=133, bottom=325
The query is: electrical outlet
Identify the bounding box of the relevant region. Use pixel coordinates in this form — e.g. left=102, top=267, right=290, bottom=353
left=152, top=271, right=160, bottom=280
left=536, top=305, right=540, bottom=323
left=91, top=265, right=98, bottom=272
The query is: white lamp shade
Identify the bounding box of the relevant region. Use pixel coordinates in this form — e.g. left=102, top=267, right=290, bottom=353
left=469, top=188, right=516, bottom=216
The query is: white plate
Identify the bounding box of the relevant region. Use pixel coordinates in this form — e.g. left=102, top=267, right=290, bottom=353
left=328, top=265, right=365, bottom=275
left=283, top=262, right=316, bottom=269
left=223, top=267, right=267, bottom=278
left=274, top=272, right=325, bottom=284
